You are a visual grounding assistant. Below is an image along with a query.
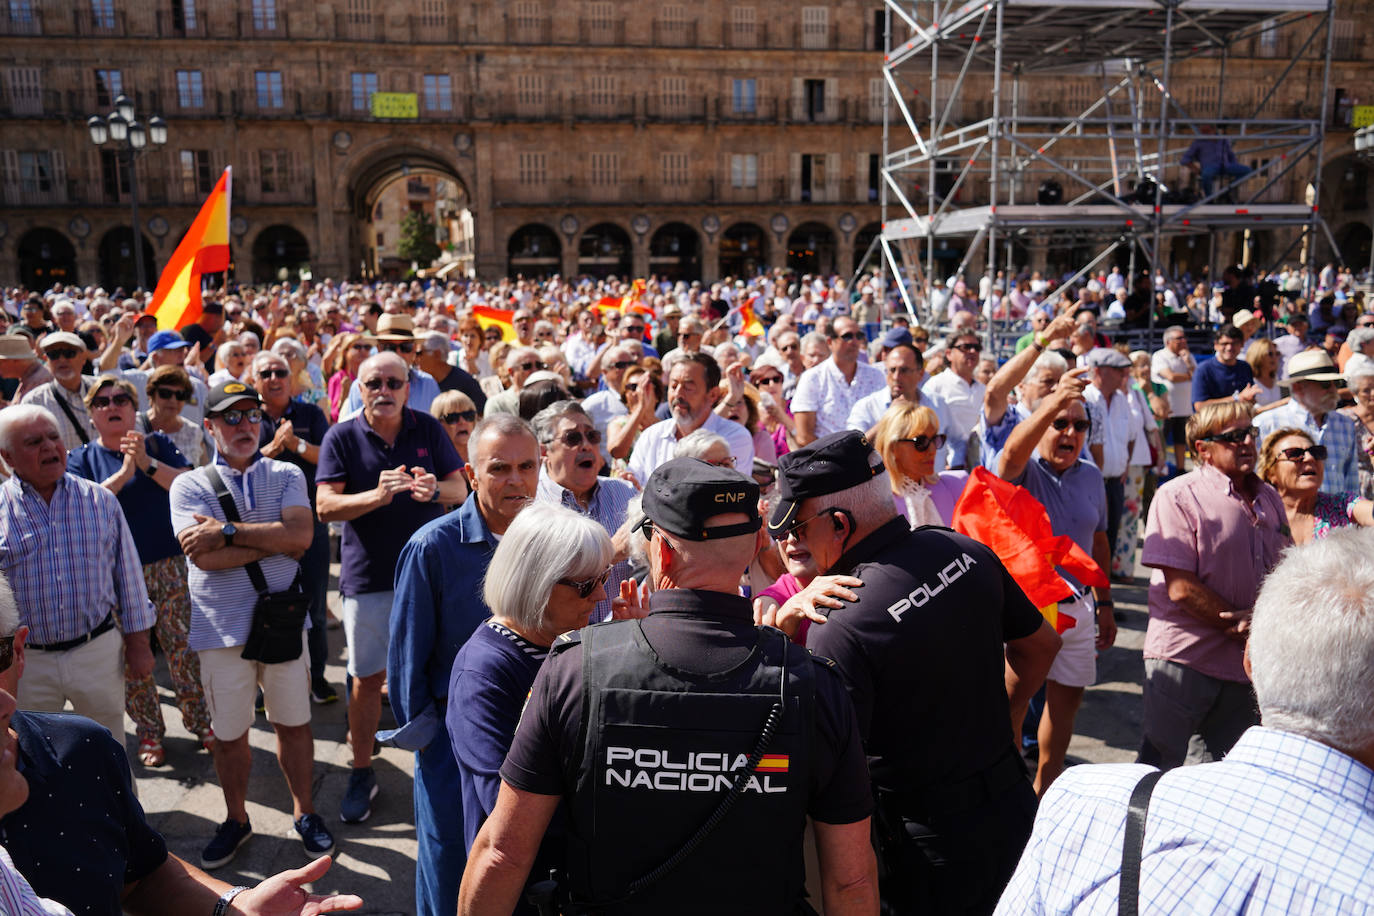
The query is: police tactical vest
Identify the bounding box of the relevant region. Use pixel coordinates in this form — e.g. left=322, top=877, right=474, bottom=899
left=563, top=619, right=815, bottom=915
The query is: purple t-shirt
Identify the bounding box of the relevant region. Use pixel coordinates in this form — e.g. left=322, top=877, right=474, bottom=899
left=1140, top=464, right=1291, bottom=682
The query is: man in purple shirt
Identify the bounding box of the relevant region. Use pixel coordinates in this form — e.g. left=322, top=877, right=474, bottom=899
left=1139, top=402, right=1291, bottom=769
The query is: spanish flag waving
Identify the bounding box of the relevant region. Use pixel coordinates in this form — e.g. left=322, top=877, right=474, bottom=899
left=739, top=294, right=765, bottom=338
left=149, top=167, right=231, bottom=330
left=472, top=305, right=516, bottom=342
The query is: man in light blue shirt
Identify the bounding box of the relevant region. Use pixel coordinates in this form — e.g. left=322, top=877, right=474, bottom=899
left=1256, top=350, right=1361, bottom=495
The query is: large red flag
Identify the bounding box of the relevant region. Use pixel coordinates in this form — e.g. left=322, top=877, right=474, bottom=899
left=149, top=167, right=231, bottom=330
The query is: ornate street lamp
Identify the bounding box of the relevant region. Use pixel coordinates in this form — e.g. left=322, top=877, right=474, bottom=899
left=88, top=94, right=167, bottom=291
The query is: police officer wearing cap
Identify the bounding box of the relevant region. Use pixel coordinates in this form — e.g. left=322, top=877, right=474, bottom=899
left=459, top=458, right=878, bottom=916
left=765, top=431, right=1062, bottom=916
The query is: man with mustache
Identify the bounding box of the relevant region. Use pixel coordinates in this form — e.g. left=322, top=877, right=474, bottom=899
left=626, top=352, right=753, bottom=485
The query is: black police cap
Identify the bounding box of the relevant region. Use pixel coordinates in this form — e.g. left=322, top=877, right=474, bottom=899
left=769, top=430, right=883, bottom=537
left=642, top=457, right=761, bottom=541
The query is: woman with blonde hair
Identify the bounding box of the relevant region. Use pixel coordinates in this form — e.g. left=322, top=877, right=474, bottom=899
left=323, top=331, right=371, bottom=422
left=1258, top=426, right=1374, bottom=544
left=871, top=401, right=968, bottom=527
left=1244, top=336, right=1283, bottom=407
left=430, top=389, right=479, bottom=465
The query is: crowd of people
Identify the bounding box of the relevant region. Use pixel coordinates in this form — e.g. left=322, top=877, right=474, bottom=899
left=1, top=261, right=1373, bottom=915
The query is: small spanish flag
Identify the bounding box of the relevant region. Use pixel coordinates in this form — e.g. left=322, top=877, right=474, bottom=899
left=739, top=294, right=765, bottom=338
left=472, top=305, right=516, bottom=342
left=757, top=754, right=790, bottom=773
left=149, top=166, right=231, bottom=330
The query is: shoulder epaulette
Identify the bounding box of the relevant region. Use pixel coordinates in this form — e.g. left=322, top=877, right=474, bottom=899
left=551, top=630, right=583, bottom=654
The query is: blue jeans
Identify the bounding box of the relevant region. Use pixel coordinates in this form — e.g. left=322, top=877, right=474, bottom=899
left=1199, top=162, right=1251, bottom=197
left=414, top=737, right=466, bottom=916
left=301, top=521, right=330, bottom=683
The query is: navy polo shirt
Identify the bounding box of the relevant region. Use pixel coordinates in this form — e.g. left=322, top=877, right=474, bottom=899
left=1, top=711, right=168, bottom=915
left=66, top=432, right=190, bottom=565
left=1190, top=355, right=1253, bottom=406
left=258, top=398, right=330, bottom=510
left=435, top=363, right=488, bottom=414
left=316, top=407, right=462, bottom=596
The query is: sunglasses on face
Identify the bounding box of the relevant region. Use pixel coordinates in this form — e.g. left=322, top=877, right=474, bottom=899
left=835, top=332, right=864, bottom=342
left=45, top=347, right=80, bottom=360
left=558, top=565, right=612, bottom=598
left=154, top=387, right=190, bottom=401
left=214, top=408, right=263, bottom=426
left=953, top=342, right=984, bottom=354
left=773, top=506, right=843, bottom=542
left=258, top=368, right=290, bottom=380
left=91, top=393, right=133, bottom=409
left=755, top=375, right=783, bottom=386
left=379, top=342, right=415, bottom=354
left=623, top=326, right=645, bottom=336
left=555, top=428, right=603, bottom=448
left=912, top=336, right=930, bottom=345
left=1202, top=426, right=1257, bottom=446
left=610, top=360, right=636, bottom=370
left=485, top=331, right=502, bottom=341
left=778, top=343, right=799, bottom=352
left=897, top=433, right=946, bottom=452
left=1277, top=444, right=1327, bottom=462
left=624, top=382, right=640, bottom=393
left=515, top=361, right=541, bottom=373
left=363, top=377, right=407, bottom=391
left=350, top=343, right=374, bottom=352
left=1051, top=418, right=1091, bottom=433
left=441, top=410, right=478, bottom=424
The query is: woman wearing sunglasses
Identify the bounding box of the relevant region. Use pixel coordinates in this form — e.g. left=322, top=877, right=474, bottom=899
left=445, top=503, right=615, bottom=901
left=143, top=365, right=213, bottom=466
left=431, top=390, right=479, bottom=465
left=872, top=402, right=968, bottom=527
left=1258, top=427, right=1374, bottom=544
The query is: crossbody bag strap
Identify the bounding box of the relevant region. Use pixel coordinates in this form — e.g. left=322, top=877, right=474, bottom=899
left=1118, top=769, right=1164, bottom=916
left=49, top=382, right=90, bottom=444
left=204, top=465, right=271, bottom=595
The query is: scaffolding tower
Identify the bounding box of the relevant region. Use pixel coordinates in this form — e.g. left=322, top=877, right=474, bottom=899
left=870, top=0, right=1337, bottom=327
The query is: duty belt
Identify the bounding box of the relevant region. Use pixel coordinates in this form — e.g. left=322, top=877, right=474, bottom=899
left=27, top=613, right=116, bottom=652
left=884, top=746, right=1027, bottom=820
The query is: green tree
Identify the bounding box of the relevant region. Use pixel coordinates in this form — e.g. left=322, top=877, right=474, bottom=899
left=397, top=209, right=441, bottom=267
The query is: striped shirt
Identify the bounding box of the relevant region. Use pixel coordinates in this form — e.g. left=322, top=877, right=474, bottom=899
left=19, top=380, right=95, bottom=450
left=0, top=474, right=154, bottom=644
left=996, top=727, right=1374, bottom=915
left=0, top=847, right=69, bottom=916
left=536, top=469, right=637, bottom=622
left=169, top=454, right=309, bottom=651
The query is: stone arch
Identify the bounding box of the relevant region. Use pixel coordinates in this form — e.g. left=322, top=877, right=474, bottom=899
left=507, top=223, right=562, bottom=277
left=577, top=222, right=632, bottom=279
left=251, top=224, right=311, bottom=283
left=96, top=226, right=157, bottom=290
left=16, top=227, right=78, bottom=289
left=787, top=222, right=837, bottom=275
left=719, top=222, right=768, bottom=279
left=648, top=222, right=701, bottom=283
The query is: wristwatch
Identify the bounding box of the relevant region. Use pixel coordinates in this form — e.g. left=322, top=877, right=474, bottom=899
left=146, top=458, right=160, bottom=478
left=295, top=439, right=308, bottom=456
left=221, top=522, right=237, bottom=547
left=213, top=885, right=249, bottom=916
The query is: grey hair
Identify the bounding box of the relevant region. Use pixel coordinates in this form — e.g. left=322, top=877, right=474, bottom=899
left=1345, top=361, right=1374, bottom=388
left=1249, top=527, right=1374, bottom=753
left=674, top=429, right=730, bottom=461
left=800, top=331, right=828, bottom=351
left=271, top=337, right=306, bottom=362
left=824, top=449, right=898, bottom=529
left=531, top=400, right=590, bottom=446
left=1030, top=349, right=1069, bottom=377
left=481, top=502, right=614, bottom=635
left=504, top=346, right=540, bottom=370
left=359, top=351, right=407, bottom=378
left=623, top=494, right=649, bottom=568
left=0, top=404, right=59, bottom=453
left=1346, top=327, right=1374, bottom=353
left=421, top=330, right=450, bottom=354
left=0, top=573, right=16, bottom=636
left=470, top=413, right=537, bottom=457
left=599, top=344, right=631, bottom=370
left=252, top=351, right=289, bottom=373
left=532, top=319, right=555, bottom=338
left=216, top=340, right=243, bottom=365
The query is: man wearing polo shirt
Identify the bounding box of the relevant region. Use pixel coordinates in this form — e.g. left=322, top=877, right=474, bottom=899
left=1191, top=326, right=1261, bottom=410
left=316, top=353, right=466, bottom=824
left=169, top=381, right=332, bottom=868
left=19, top=331, right=96, bottom=449
left=627, top=352, right=753, bottom=485
left=791, top=316, right=885, bottom=446
left=339, top=314, right=441, bottom=420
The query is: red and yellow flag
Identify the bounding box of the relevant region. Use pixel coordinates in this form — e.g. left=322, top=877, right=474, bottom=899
left=951, top=467, right=1107, bottom=633
left=757, top=754, right=790, bottom=773
left=739, top=294, right=765, bottom=338
left=149, top=167, right=231, bottom=330
left=472, top=305, right=516, bottom=342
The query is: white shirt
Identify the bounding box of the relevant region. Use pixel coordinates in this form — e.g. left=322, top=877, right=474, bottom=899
left=789, top=357, right=886, bottom=440
left=627, top=411, right=755, bottom=485
left=1084, top=384, right=1134, bottom=477
left=846, top=388, right=952, bottom=471
left=1150, top=347, right=1196, bottom=418
left=921, top=370, right=986, bottom=467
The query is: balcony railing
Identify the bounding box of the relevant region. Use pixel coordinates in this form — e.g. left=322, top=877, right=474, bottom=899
left=156, top=10, right=208, bottom=38
left=579, top=18, right=624, bottom=45
left=237, top=11, right=287, bottom=39
left=0, top=182, right=73, bottom=207
left=504, top=14, right=551, bottom=44
left=336, top=12, right=380, bottom=41
left=644, top=93, right=710, bottom=122
left=0, top=6, right=44, bottom=35
left=652, top=18, right=697, bottom=47
left=73, top=8, right=126, bottom=36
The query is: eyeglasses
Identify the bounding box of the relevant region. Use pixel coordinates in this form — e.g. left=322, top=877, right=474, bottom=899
left=440, top=410, right=478, bottom=424
left=705, top=455, right=736, bottom=468
left=258, top=368, right=290, bottom=380
left=896, top=433, right=946, bottom=452
left=213, top=408, right=264, bottom=426
left=154, top=387, right=190, bottom=401
left=1051, top=418, right=1092, bottom=433
left=755, top=374, right=783, bottom=386
left=515, top=361, right=541, bottom=373
left=953, top=342, right=984, bottom=354
left=1276, top=444, right=1327, bottom=462
left=610, top=360, right=636, bottom=370
left=0, top=635, right=12, bottom=673
left=363, top=376, right=407, bottom=391
left=1202, top=426, right=1257, bottom=446
left=90, top=393, right=133, bottom=409
left=778, top=343, right=799, bottom=352
left=379, top=342, right=415, bottom=354
left=45, top=347, right=81, bottom=360
left=624, top=382, right=640, bottom=393
left=555, top=428, right=603, bottom=448
left=622, top=326, right=645, bottom=336
left=773, top=506, right=843, bottom=542
left=350, top=342, right=374, bottom=352
left=557, top=566, right=612, bottom=599
left=912, top=336, right=930, bottom=345
left=835, top=332, right=864, bottom=342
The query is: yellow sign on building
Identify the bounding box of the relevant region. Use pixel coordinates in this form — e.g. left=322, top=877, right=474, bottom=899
left=371, top=92, right=419, bottom=119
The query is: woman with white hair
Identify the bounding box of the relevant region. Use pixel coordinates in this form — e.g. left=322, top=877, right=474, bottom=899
left=444, top=502, right=614, bottom=873
left=674, top=429, right=734, bottom=467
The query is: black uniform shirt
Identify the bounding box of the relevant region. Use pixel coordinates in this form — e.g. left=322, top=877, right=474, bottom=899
left=806, top=519, right=1043, bottom=789
left=501, top=588, right=873, bottom=825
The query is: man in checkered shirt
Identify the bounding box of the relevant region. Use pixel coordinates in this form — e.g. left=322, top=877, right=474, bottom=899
left=995, top=527, right=1374, bottom=914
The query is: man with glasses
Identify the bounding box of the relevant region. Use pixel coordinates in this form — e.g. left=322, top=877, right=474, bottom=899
left=847, top=343, right=953, bottom=469
left=1191, top=326, right=1260, bottom=411
left=922, top=329, right=989, bottom=468
left=484, top=346, right=544, bottom=418
left=1256, top=350, right=1361, bottom=495
left=108, top=328, right=211, bottom=423
left=0, top=334, right=49, bottom=405
left=169, top=380, right=334, bottom=868
left=581, top=344, right=635, bottom=467
left=1139, top=403, right=1290, bottom=770
left=768, top=328, right=806, bottom=395
left=339, top=314, right=441, bottom=420
left=791, top=317, right=885, bottom=446
left=19, top=331, right=96, bottom=449
left=317, top=353, right=466, bottom=825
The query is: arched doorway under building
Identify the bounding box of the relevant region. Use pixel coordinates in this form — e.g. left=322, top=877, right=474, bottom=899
left=719, top=222, right=768, bottom=279
left=97, top=227, right=157, bottom=292
left=649, top=223, right=701, bottom=283
left=852, top=223, right=881, bottom=274
left=348, top=148, right=473, bottom=281
left=787, top=223, right=837, bottom=275
left=578, top=223, right=632, bottom=279
left=507, top=224, right=562, bottom=278
left=17, top=228, right=77, bottom=290
left=1336, top=222, right=1372, bottom=271
left=252, top=225, right=311, bottom=284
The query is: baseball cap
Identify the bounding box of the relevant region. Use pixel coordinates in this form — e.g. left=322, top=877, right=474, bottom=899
left=40, top=331, right=88, bottom=352
left=769, top=431, right=884, bottom=537
left=879, top=326, right=913, bottom=350
left=204, top=380, right=261, bottom=414
left=641, top=458, right=761, bottom=541
left=147, top=330, right=190, bottom=353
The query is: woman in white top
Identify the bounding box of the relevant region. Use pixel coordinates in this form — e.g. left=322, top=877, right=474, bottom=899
left=1245, top=337, right=1284, bottom=407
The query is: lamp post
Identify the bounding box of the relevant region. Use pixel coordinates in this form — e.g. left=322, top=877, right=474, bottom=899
left=88, top=94, right=167, bottom=292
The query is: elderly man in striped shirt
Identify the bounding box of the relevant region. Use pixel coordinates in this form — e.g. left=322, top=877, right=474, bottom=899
left=0, top=403, right=155, bottom=741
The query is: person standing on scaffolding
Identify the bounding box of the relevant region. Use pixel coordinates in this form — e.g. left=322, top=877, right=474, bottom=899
left=1181, top=124, right=1252, bottom=200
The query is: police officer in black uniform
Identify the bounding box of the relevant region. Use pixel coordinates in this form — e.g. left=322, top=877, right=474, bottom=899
left=766, top=432, right=1062, bottom=916
left=459, top=457, right=878, bottom=916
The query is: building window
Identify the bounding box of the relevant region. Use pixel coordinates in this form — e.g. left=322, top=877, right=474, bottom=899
left=518, top=152, right=546, bottom=185
left=175, top=70, right=204, bottom=108
left=251, top=0, right=276, bottom=29
left=255, top=71, right=283, bottom=109
left=171, top=0, right=196, bottom=32
left=259, top=148, right=289, bottom=193
left=800, top=152, right=826, bottom=201
left=512, top=0, right=542, bottom=39
left=658, top=3, right=688, bottom=44
left=589, top=74, right=617, bottom=114
left=732, top=78, right=756, bottom=114
left=662, top=152, right=688, bottom=186
left=99, top=148, right=128, bottom=198
left=801, top=7, right=828, bottom=49
left=94, top=69, right=122, bottom=108
left=868, top=77, right=883, bottom=121
left=423, top=74, right=452, bottom=112
left=589, top=152, right=618, bottom=186
left=17, top=151, right=53, bottom=193
left=661, top=76, right=687, bottom=115
left=5, top=67, right=41, bottom=115
left=803, top=78, right=825, bottom=121
left=419, top=0, right=445, bottom=28
left=730, top=6, right=756, bottom=45
left=868, top=153, right=880, bottom=201
left=91, top=0, right=115, bottom=29
left=179, top=149, right=212, bottom=197
left=587, top=0, right=613, bottom=40
left=351, top=72, right=377, bottom=111
left=731, top=153, right=758, bottom=188
left=517, top=73, right=545, bottom=108
left=346, top=0, right=370, bottom=25
left=9, top=1, right=34, bottom=23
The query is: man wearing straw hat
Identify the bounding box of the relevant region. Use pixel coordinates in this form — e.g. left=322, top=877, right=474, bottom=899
left=1256, top=349, right=1361, bottom=495
left=338, top=313, right=440, bottom=419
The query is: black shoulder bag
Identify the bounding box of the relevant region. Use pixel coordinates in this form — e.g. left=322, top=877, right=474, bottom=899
left=50, top=382, right=90, bottom=445
left=204, top=466, right=309, bottom=664
left=1118, top=769, right=1164, bottom=916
